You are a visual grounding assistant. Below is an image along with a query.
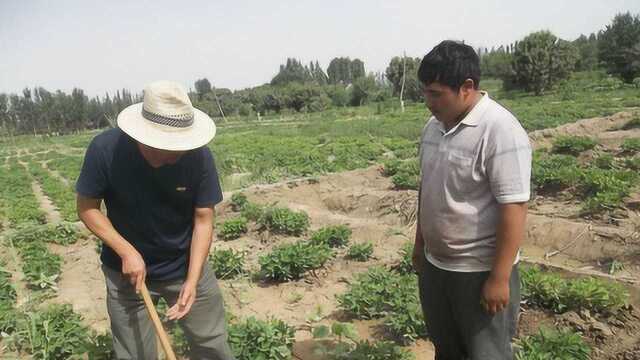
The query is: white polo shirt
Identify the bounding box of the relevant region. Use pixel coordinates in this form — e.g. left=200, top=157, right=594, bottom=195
left=418, top=92, right=531, bottom=272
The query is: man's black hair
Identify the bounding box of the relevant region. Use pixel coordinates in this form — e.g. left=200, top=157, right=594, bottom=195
left=417, top=40, right=481, bottom=90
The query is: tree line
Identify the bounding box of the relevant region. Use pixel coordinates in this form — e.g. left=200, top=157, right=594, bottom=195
left=1, top=12, right=638, bottom=136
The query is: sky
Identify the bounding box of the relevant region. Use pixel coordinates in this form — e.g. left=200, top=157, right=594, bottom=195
left=1, top=0, right=639, bottom=97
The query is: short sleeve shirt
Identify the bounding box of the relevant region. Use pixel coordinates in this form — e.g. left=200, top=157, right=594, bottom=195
left=76, top=128, right=223, bottom=280
left=418, top=92, right=531, bottom=272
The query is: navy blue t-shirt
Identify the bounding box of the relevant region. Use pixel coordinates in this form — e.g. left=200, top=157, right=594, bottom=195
left=76, top=128, right=223, bottom=280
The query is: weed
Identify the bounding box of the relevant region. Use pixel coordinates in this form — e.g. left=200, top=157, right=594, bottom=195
left=259, top=207, right=310, bottom=236
left=228, top=317, right=296, bottom=360
left=551, top=136, right=597, bottom=155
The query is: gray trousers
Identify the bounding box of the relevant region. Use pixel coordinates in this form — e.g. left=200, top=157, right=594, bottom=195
left=418, top=260, right=520, bottom=360
left=102, top=264, right=235, bottom=360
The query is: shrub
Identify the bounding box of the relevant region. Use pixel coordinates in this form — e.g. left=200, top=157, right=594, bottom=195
left=310, top=225, right=352, bottom=248
left=210, top=249, right=246, bottom=279
left=259, top=207, right=310, bottom=236
left=228, top=317, right=296, bottom=360
left=346, top=242, right=374, bottom=261
left=551, top=136, right=597, bottom=155
left=259, top=241, right=333, bottom=281
left=219, top=217, right=248, bottom=240
left=516, top=328, right=590, bottom=360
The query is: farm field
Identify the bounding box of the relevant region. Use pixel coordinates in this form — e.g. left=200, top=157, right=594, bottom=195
left=0, top=75, right=640, bottom=359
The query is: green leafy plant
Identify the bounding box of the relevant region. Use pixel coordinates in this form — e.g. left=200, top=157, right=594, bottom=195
left=259, top=207, right=310, bottom=236
left=231, top=192, right=249, bottom=211
left=551, top=136, right=597, bottom=155
left=219, top=217, right=248, bottom=240
left=240, top=202, right=264, bottom=222
left=210, top=249, right=246, bottom=279
left=516, top=328, right=590, bottom=360
left=313, top=323, right=414, bottom=360
left=9, top=304, right=93, bottom=360
left=346, top=242, right=374, bottom=261
left=337, top=267, right=418, bottom=319
left=383, top=302, right=427, bottom=345
left=520, top=266, right=628, bottom=314
left=259, top=241, right=333, bottom=281
left=310, top=225, right=352, bottom=248
left=624, top=155, right=640, bottom=170
left=393, top=242, right=415, bottom=274
left=228, top=317, right=296, bottom=360
left=621, top=138, right=640, bottom=153
left=0, top=262, right=18, bottom=333
left=594, top=153, right=616, bottom=169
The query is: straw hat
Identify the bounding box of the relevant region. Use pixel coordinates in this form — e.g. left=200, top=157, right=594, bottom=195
left=117, top=81, right=216, bottom=151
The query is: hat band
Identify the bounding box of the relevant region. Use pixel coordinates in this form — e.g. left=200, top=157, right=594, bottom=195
left=141, top=108, right=194, bottom=128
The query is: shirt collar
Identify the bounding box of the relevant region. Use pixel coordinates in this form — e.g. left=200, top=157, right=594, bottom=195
left=459, top=91, right=489, bottom=127
left=433, top=91, right=490, bottom=135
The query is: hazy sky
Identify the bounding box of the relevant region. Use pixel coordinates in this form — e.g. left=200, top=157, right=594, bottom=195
left=1, top=0, right=639, bottom=97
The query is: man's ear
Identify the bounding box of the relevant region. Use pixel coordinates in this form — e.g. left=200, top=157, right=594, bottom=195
left=460, top=79, right=476, bottom=98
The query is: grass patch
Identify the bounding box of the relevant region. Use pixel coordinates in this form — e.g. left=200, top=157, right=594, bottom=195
left=551, top=136, right=597, bottom=155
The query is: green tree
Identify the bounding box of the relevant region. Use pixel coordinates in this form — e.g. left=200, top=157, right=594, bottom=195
left=194, top=78, right=212, bottom=100
left=385, top=56, right=423, bottom=102
left=598, top=12, right=640, bottom=82
left=511, top=31, right=578, bottom=95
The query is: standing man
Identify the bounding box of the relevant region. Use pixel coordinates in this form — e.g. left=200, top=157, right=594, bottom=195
left=77, top=81, right=235, bottom=359
left=412, top=41, right=531, bottom=359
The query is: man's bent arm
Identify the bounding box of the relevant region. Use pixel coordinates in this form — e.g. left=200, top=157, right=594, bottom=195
left=76, top=194, right=146, bottom=290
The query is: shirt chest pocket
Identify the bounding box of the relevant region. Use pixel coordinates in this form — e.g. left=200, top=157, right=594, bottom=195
left=446, top=152, right=476, bottom=195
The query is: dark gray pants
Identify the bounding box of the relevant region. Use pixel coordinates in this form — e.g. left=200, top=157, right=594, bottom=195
left=418, top=260, right=520, bottom=360
left=102, top=264, right=235, bottom=360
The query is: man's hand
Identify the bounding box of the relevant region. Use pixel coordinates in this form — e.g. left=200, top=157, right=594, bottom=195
left=480, top=274, right=510, bottom=315
left=167, top=280, right=197, bottom=320
left=122, top=250, right=146, bottom=293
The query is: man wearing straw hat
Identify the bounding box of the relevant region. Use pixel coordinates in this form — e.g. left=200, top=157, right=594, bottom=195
left=77, top=81, right=235, bottom=359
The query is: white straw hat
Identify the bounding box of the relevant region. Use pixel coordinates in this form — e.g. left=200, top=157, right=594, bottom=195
left=117, top=80, right=216, bottom=151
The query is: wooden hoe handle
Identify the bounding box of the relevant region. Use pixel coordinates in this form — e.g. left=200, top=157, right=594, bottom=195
left=139, top=283, right=178, bottom=360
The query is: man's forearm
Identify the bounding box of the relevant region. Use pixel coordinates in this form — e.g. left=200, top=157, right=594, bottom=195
left=78, top=200, right=137, bottom=259
left=491, top=202, right=527, bottom=280
left=187, top=207, right=215, bottom=284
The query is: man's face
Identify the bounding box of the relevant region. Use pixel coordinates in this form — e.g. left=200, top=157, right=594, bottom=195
left=138, top=143, right=186, bottom=168
left=421, top=82, right=467, bottom=125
